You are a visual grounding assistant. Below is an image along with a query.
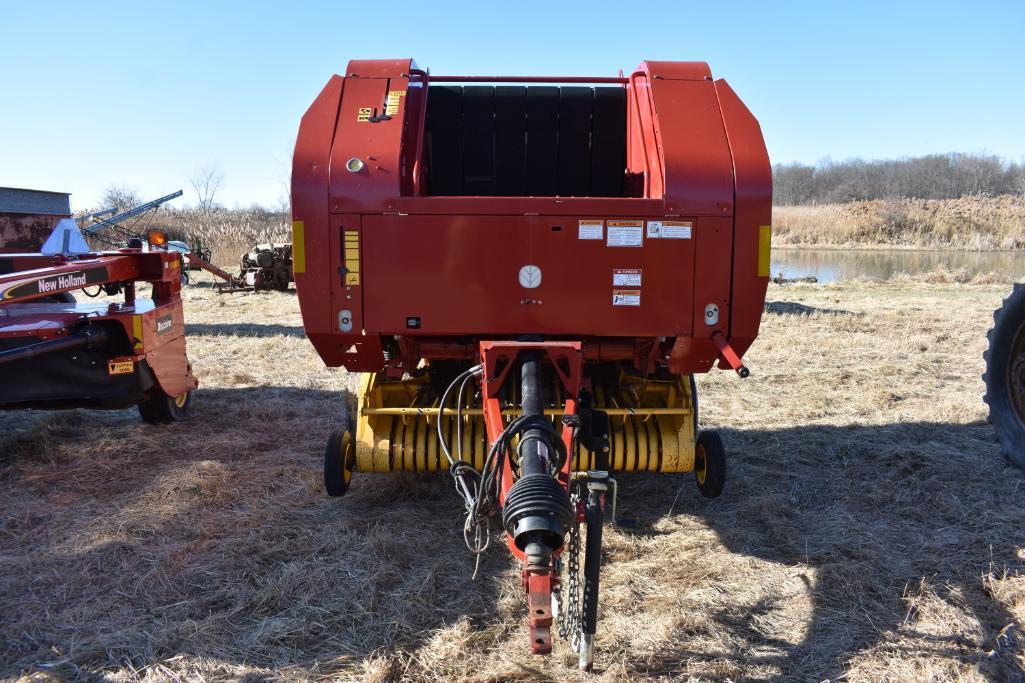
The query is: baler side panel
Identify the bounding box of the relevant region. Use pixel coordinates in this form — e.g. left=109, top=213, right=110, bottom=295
left=646, top=76, right=735, bottom=217
left=328, top=76, right=409, bottom=213
left=317, top=214, right=384, bottom=371
left=715, top=79, right=772, bottom=356
left=645, top=75, right=736, bottom=373
left=293, top=75, right=344, bottom=355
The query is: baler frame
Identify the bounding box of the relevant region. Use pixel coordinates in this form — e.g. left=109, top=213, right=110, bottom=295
left=295, top=58, right=771, bottom=669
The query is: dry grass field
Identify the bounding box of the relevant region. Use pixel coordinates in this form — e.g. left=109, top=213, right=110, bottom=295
left=2, top=276, right=1024, bottom=681
left=774, top=196, right=1025, bottom=250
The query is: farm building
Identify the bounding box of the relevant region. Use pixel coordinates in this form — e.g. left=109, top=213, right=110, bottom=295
left=0, top=187, right=71, bottom=253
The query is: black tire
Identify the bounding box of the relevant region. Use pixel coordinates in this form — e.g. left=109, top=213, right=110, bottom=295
left=694, top=430, right=726, bottom=498
left=984, top=283, right=1025, bottom=469
left=324, top=430, right=355, bottom=497
left=139, top=389, right=191, bottom=425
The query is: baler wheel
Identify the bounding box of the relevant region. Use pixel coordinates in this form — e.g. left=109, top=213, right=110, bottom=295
left=138, top=389, right=191, bottom=425
left=694, top=430, right=726, bottom=498
left=324, top=430, right=355, bottom=497
left=984, top=282, right=1025, bottom=468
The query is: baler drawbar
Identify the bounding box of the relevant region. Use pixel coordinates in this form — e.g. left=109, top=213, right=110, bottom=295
left=291, top=58, right=771, bottom=669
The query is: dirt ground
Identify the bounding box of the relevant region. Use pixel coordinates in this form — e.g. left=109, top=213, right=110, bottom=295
left=1, top=276, right=1023, bottom=682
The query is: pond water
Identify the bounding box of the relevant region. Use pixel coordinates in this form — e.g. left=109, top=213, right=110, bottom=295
left=771, top=248, right=1025, bottom=283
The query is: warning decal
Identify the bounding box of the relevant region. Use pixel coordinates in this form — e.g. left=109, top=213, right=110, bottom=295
left=607, top=220, right=643, bottom=247
left=107, top=360, right=134, bottom=375
left=613, top=268, right=642, bottom=287
left=647, top=220, right=692, bottom=239
left=344, top=230, right=361, bottom=285
left=578, top=219, right=603, bottom=240
left=612, top=289, right=641, bottom=306
left=385, top=90, right=406, bottom=116
left=357, top=107, right=373, bottom=122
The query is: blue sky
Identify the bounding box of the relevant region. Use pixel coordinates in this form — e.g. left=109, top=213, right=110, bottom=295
left=2, top=0, right=1023, bottom=210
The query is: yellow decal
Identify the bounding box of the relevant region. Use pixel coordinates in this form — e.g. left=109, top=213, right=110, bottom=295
left=758, top=225, right=772, bottom=277
left=344, top=230, right=360, bottom=285
left=357, top=107, right=373, bottom=122
left=292, top=220, right=306, bottom=274
left=385, top=90, right=406, bottom=116
left=132, top=315, right=144, bottom=351
left=107, top=360, right=134, bottom=375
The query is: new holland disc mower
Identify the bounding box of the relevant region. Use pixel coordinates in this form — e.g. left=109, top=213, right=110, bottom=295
left=292, top=58, right=771, bottom=669
left=0, top=226, right=196, bottom=422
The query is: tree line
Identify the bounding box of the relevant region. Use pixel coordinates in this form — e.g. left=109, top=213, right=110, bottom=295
left=773, top=153, right=1025, bottom=205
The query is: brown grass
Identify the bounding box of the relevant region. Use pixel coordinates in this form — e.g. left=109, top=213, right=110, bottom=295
left=141, top=208, right=290, bottom=266
left=1, top=281, right=1024, bottom=681
left=774, top=195, right=1025, bottom=249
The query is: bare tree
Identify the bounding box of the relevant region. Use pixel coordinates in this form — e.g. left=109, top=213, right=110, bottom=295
left=274, top=147, right=294, bottom=218
left=189, top=163, right=225, bottom=212
left=773, top=153, right=1025, bottom=205
left=100, top=184, right=140, bottom=213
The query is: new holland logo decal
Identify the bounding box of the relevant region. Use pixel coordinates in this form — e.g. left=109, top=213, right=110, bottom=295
left=0, top=267, right=107, bottom=301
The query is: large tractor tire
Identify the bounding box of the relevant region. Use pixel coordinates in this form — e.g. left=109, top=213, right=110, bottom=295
left=984, top=283, right=1025, bottom=468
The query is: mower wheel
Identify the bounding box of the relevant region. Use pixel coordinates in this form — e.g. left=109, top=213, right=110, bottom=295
left=324, top=430, right=355, bottom=497
left=139, top=389, right=192, bottom=425
left=694, top=430, right=726, bottom=498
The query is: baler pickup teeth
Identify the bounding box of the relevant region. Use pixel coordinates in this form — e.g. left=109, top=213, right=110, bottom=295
left=351, top=366, right=697, bottom=475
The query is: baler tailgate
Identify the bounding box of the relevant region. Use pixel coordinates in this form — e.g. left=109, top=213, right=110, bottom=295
left=362, top=215, right=695, bottom=336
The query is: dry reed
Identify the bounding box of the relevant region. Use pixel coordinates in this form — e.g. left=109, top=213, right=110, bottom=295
left=774, top=195, right=1025, bottom=250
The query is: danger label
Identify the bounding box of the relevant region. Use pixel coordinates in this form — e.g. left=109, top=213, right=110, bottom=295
left=107, top=360, right=134, bottom=375
left=607, top=221, right=643, bottom=247
left=357, top=107, right=373, bottom=122
left=647, top=220, right=692, bottom=239
left=613, top=268, right=642, bottom=286
left=578, top=220, right=603, bottom=240
left=612, top=289, right=641, bottom=306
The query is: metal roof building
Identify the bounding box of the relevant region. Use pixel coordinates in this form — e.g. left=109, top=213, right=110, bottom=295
left=0, top=187, right=71, bottom=216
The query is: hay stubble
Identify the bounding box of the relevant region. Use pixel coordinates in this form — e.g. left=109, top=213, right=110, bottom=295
left=1, top=281, right=1023, bottom=681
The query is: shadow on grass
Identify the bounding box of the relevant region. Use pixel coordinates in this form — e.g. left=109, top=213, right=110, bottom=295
left=0, top=387, right=505, bottom=681
left=764, top=300, right=862, bottom=317
left=185, top=322, right=306, bottom=338
left=1, top=388, right=1022, bottom=681
left=614, top=421, right=1024, bottom=681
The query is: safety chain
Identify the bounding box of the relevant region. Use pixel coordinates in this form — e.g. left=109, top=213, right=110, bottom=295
left=558, top=491, right=582, bottom=645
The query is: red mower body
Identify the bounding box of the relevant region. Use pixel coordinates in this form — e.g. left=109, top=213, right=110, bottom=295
left=291, top=59, right=771, bottom=375
left=0, top=250, right=197, bottom=411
